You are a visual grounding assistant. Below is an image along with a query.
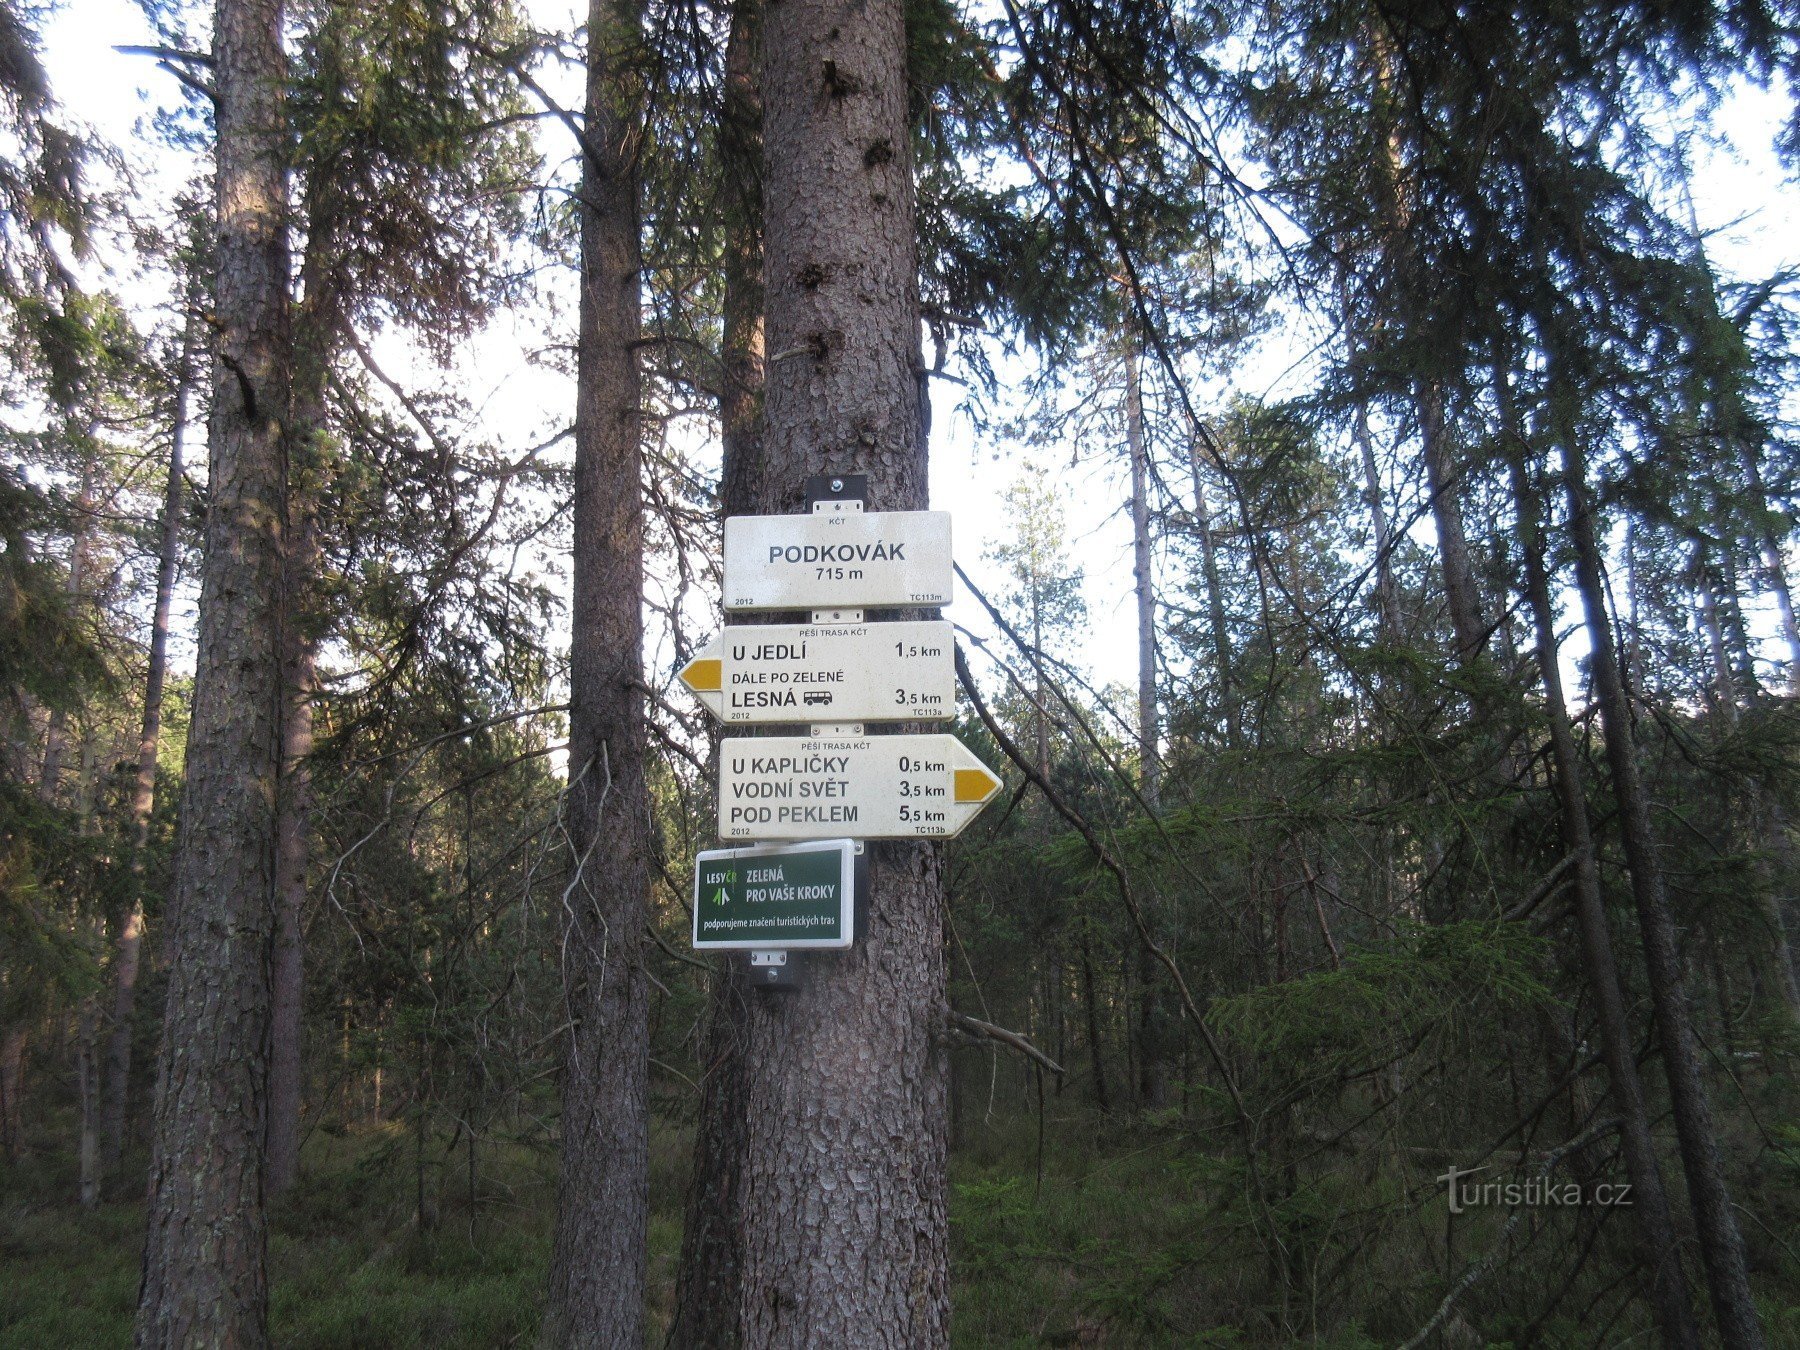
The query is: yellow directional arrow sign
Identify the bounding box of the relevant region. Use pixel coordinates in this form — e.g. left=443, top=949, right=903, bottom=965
left=677, top=621, right=954, bottom=724
left=719, top=733, right=1003, bottom=840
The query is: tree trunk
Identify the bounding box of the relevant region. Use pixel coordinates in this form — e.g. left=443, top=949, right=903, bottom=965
left=1125, top=342, right=1169, bottom=1111
left=1, top=1024, right=25, bottom=1161
left=1127, top=343, right=1159, bottom=806
left=266, top=644, right=312, bottom=1197
left=1354, top=402, right=1401, bottom=644
left=77, top=1001, right=100, bottom=1208
left=1080, top=934, right=1109, bottom=1113
left=1562, top=430, right=1766, bottom=1349
left=1418, top=384, right=1485, bottom=663
left=671, top=6, right=761, bottom=1343
left=1740, top=448, right=1800, bottom=693
left=135, top=0, right=291, bottom=1340
left=729, top=0, right=950, bottom=1340
left=542, top=0, right=652, bottom=1340
left=671, top=974, right=754, bottom=1350
left=39, top=446, right=95, bottom=800
left=100, top=306, right=197, bottom=1182
left=1186, top=437, right=1238, bottom=749
left=266, top=172, right=341, bottom=1199
left=1697, top=548, right=1738, bottom=727
left=1337, top=270, right=1401, bottom=646
left=1505, top=436, right=1702, bottom=1350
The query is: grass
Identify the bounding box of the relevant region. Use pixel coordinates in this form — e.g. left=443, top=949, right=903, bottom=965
left=3, top=1104, right=1246, bottom=1348
left=5, top=1098, right=1799, bottom=1346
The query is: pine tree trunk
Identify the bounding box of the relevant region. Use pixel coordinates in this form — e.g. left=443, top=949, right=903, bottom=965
left=1080, top=935, right=1109, bottom=1113
left=39, top=448, right=95, bottom=800
left=1354, top=401, right=1400, bottom=643
left=672, top=975, right=754, bottom=1350
left=1418, top=384, right=1485, bottom=663
left=1127, top=343, right=1159, bottom=807
left=266, top=180, right=340, bottom=1198
left=0, top=1025, right=24, bottom=1160
left=1562, top=432, right=1766, bottom=1349
left=135, top=0, right=292, bottom=1339
left=1186, top=436, right=1237, bottom=745
left=1698, top=548, right=1737, bottom=725
left=100, top=304, right=196, bottom=1181
left=77, top=1001, right=100, bottom=1208
left=728, top=0, right=950, bottom=1339
left=712, top=0, right=765, bottom=533
left=1740, top=449, right=1800, bottom=693
left=1506, top=442, right=1702, bottom=1350
left=1125, top=342, right=1169, bottom=1111
left=542, top=0, right=652, bottom=1340
left=1032, top=591, right=1050, bottom=777
left=265, top=642, right=312, bottom=1196
left=670, top=7, right=761, bottom=1342
left=1365, top=17, right=1483, bottom=668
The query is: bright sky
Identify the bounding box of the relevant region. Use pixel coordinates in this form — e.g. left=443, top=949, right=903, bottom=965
left=36, top=1, right=1800, bottom=716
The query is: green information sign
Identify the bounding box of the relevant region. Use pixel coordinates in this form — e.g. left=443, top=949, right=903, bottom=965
left=692, top=839, right=856, bottom=950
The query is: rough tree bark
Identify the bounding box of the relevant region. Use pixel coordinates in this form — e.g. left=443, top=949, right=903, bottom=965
left=99, top=305, right=197, bottom=1181
left=541, top=0, right=652, bottom=1340
left=728, top=0, right=951, bottom=1340
left=38, top=444, right=95, bottom=802
left=134, top=0, right=292, bottom=1339
left=1126, top=343, right=1159, bottom=808
left=669, top=2, right=761, bottom=1344
left=1365, top=13, right=1485, bottom=666
left=1337, top=273, right=1402, bottom=646
left=266, top=158, right=344, bottom=1199
left=1502, top=421, right=1702, bottom=1349
left=1080, top=934, right=1110, bottom=1113
left=1124, top=342, right=1170, bottom=1111
left=1561, top=427, right=1766, bottom=1349
left=1417, top=386, right=1486, bottom=663
left=1186, top=428, right=1237, bottom=746
left=0, top=1027, right=24, bottom=1160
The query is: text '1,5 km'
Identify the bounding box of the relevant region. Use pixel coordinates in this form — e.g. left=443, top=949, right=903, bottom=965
left=678, top=619, right=954, bottom=724
left=683, top=497, right=1005, bottom=962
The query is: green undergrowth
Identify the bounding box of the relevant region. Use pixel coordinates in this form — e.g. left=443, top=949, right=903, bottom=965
left=3, top=1107, right=1249, bottom=1348
left=1, top=1111, right=666, bottom=1350
left=7, top=1101, right=1799, bottom=1346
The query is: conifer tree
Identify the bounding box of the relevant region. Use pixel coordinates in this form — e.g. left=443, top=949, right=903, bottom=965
left=136, top=0, right=292, bottom=1337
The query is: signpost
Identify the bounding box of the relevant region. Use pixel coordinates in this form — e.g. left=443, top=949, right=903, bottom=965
left=685, top=492, right=1003, bottom=972
left=678, top=619, right=954, bottom=724
left=718, top=733, right=1002, bottom=841
left=692, top=839, right=857, bottom=950
left=722, top=508, right=953, bottom=610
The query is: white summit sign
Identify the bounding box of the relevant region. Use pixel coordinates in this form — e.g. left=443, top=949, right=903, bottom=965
left=723, top=509, right=952, bottom=610
left=719, top=733, right=1002, bottom=840
left=678, top=620, right=954, bottom=724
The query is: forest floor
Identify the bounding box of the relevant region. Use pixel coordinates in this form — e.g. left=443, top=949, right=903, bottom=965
left=2, top=1104, right=1283, bottom=1349
left=6, top=1099, right=1799, bottom=1347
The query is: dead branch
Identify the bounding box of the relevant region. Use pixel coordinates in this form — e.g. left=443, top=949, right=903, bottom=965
left=948, top=1010, right=1065, bottom=1077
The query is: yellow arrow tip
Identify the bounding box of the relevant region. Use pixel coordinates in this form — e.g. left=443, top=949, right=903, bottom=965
left=681, top=658, right=722, bottom=693
left=954, top=767, right=1000, bottom=804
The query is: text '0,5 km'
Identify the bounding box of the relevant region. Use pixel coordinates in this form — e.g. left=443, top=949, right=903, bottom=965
left=719, top=734, right=1002, bottom=840
left=723, top=510, right=952, bottom=610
